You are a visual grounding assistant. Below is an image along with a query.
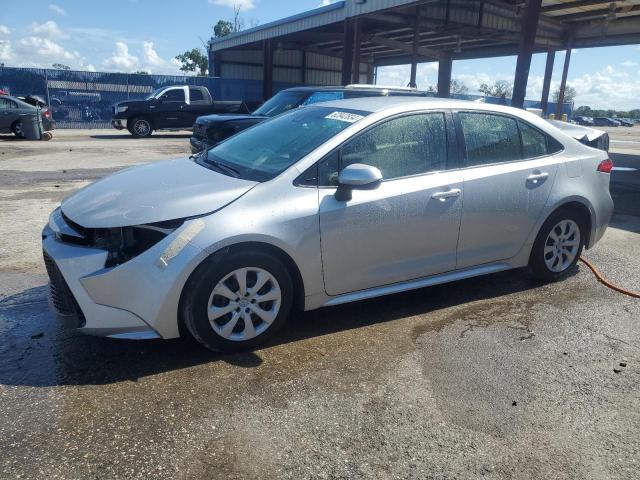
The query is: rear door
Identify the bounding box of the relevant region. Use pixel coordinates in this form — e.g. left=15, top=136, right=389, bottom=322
left=455, top=111, right=561, bottom=269
left=319, top=111, right=463, bottom=295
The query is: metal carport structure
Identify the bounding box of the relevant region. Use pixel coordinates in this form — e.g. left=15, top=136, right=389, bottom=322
left=209, top=0, right=640, bottom=114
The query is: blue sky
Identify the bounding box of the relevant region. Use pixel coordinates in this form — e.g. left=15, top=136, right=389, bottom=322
left=1, top=0, right=639, bottom=109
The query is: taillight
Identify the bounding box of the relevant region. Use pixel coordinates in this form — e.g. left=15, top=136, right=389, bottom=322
left=43, top=109, right=52, bottom=119
left=597, top=158, right=613, bottom=173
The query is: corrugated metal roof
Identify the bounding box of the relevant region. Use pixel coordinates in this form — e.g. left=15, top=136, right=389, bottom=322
left=210, top=1, right=346, bottom=51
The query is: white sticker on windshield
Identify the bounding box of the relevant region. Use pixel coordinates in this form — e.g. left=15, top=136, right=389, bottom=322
left=325, top=111, right=363, bottom=123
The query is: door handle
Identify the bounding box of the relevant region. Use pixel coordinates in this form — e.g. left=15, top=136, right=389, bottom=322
left=431, top=188, right=461, bottom=201
left=527, top=172, right=549, bottom=183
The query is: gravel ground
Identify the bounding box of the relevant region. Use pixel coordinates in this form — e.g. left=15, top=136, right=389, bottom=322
left=0, top=126, right=639, bottom=480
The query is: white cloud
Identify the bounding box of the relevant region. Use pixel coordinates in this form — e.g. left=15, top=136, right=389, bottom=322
left=0, top=25, right=10, bottom=37
left=0, top=40, right=12, bottom=61
left=320, top=0, right=339, bottom=5
left=376, top=63, right=439, bottom=88
left=30, top=20, right=66, bottom=39
left=103, top=41, right=139, bottom=70
left=49, top=4, right=67, bottom=16
left=209, top=0, right=255, bottom=10
left=17, top=36, right=77, bottom=60
left=142, top=41, right=164, bottom=67
left=621, top=60, right=637, bottom=67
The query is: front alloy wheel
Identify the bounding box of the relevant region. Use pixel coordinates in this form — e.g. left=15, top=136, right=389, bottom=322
left=130, top=117, right=152, bottom=138
left=208, top=267, right=282, bottom=341
left=183, top=249, right=293, bottom=352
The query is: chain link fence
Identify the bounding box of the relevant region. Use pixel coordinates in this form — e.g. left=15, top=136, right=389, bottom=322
left=0, top=66, right=571, bottom=128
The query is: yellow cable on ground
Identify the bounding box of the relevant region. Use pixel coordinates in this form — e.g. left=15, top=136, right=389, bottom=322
left=579, top=257, right=640, bottom=299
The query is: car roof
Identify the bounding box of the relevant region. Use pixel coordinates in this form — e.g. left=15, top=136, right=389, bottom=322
left=281, top=85, right=427, bottom=96
left=311, top=95, right=517, bottom=114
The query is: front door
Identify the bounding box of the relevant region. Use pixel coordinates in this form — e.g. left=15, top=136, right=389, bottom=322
left=319, top=112, right=463, bottom=296
left=455, top=111, right=560, bottom=268
left=153, top=87, right=188, bottom=128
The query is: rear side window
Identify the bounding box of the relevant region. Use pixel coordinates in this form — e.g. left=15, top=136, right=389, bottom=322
left=518, top=121, right=547, bottom=158
left=459, top=112, right=520, bottom=166
left=189, top=88, right=204, bottom=102
left=0, top=98, right=16, bottom=109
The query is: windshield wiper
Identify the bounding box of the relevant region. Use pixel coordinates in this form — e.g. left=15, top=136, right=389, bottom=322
left=203, top=157, right=241, bottom=178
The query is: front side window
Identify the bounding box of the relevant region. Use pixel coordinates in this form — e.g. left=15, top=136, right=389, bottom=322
left=204, top=106, right=369, bottom=182
left=162, top=89, right=185, bottom=102
left=459, top=112, right=520, bottom=166
left=339, top=113, right=447, bottom=180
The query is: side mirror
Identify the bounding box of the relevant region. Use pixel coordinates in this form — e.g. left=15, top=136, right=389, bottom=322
left=335, top=163, right=382, bottom=201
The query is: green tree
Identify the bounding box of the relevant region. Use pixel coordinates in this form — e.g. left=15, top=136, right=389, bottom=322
left=213, top=20, right=234, bottom=37
left=478, top=80, right=512, bottom=98
left=174, top=48, right=208, bottom=76
left=553, top=85, right=576, bottom=104
left=133, top=70, right=149, bottom=75
left=426, top=78, right=469, bottom=95
left=52, top=63, right=71, bottom=70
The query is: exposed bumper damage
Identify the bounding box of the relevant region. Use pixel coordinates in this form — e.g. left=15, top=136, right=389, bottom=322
left=42, top=209, right=206, bottom=339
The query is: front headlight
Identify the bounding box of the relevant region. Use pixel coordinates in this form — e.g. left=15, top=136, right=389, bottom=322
left=116, top=105, right=128, bottom=113
left=93, top=219, right=185, bottom=267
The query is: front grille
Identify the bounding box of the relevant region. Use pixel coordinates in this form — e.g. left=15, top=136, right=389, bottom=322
left=192, top=123, right=204, bottom=140
left=43, top=251, right=86, bottom=327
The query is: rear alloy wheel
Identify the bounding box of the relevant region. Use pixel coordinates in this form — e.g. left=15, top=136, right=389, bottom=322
left=183, top=250, right=293, bottom=352
left=11, top=120, right=24, bottom=138
left=529, top=210, right=585, bottom=281
left=129, top=117, right=153, bottom=138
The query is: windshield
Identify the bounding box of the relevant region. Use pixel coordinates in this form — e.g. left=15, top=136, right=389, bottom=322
left=252, top=91, right=309, bottom=116
left=204, top=106, right=369, bottom=182
left=145, top=87, right=165, bottom=100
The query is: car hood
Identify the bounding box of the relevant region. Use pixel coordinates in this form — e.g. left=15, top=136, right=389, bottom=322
left=61, top=157, right=257, bottom=228
left=114, top=99, right=148, bottom=108
left=195, top=113, right=268, bottom=125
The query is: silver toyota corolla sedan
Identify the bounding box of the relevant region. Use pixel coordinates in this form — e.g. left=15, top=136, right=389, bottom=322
left=42, top=97, right=613, bottom=351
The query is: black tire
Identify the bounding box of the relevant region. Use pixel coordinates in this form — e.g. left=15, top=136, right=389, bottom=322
left=11, top=120, right=25, bottom=138
left=528, top=208, right=586, bottom=281
left=128, top=116, right=153, bottom=138
left=182, top=249, right=294, bottom=352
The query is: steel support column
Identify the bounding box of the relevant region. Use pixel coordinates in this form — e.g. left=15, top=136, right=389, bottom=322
left=262, top=39, right=273, bottom=101
left=540, top=49, right=555, bottom=116
left=352, top=17, right=361, bottom=84
left=512, top=0, right=542, bottom=108
left=341, top=18, right=354, bottom=86
left=301, top=49, right=307, bottom=84
left=437, top=53, right=452, bottom=98
left=555, top=44, right=572, bottom=117
left=409, top=6, right=421, bottom=88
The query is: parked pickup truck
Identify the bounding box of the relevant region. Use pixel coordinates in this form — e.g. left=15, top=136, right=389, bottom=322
left=111, top=85, right=249, bottom=138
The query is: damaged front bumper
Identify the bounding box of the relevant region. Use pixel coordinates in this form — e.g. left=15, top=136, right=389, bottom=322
left=111, top=118, right=127, bottom=130
left=42, top=210, right=206, bottom=340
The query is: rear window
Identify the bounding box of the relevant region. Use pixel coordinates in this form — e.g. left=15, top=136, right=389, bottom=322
left=189, top=88, right=204, bottom=102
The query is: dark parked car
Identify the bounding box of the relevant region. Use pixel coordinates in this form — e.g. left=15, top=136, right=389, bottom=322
left=0, top=94, right=55, bottom=137
left=617, top=118, right=634, bottom=127
left=572, top=116, right=594, bottom=126
left=111, top=85, right=249, bottom=138
left=190, top=85, right=430, bottom=153
left=592, top=117, right=620, bottom=127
